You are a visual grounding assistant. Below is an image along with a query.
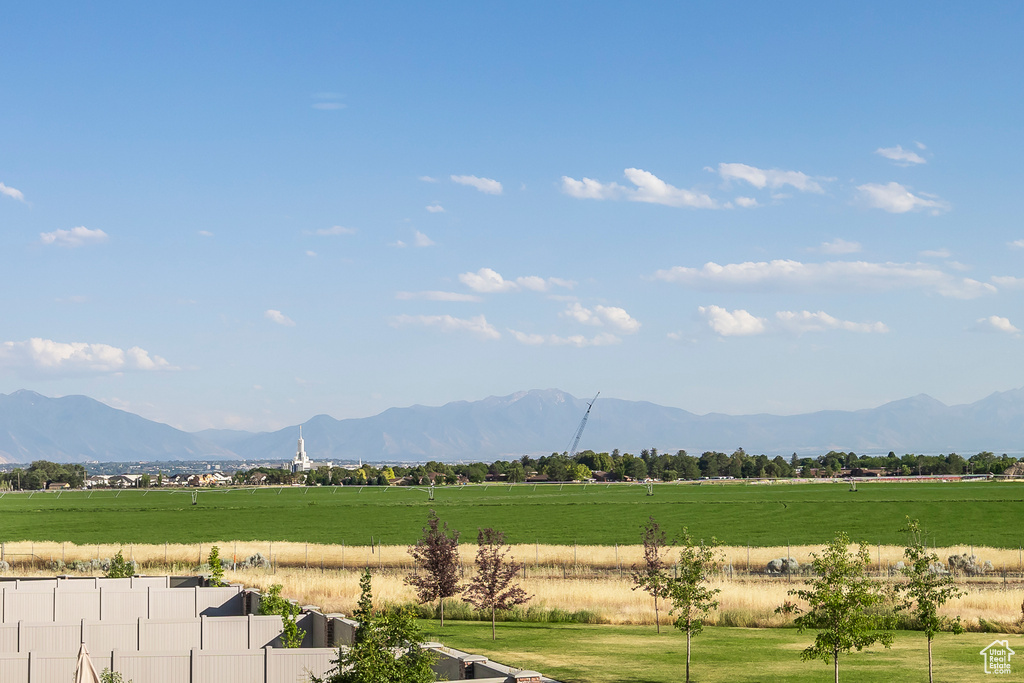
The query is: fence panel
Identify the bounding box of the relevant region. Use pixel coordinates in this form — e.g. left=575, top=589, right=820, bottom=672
left=196, top=587, right=244, bottom=617
left=113, top=649, right=191, bottom=683
left=150, top=589, right=195, bottom=620
left=248, top=615, right=284, bottom=649
left=139, top=620, right=201, bottom=651
left=265, top=647, right=336, bottom=682
left=55, top=590, right=100, bottom=621
left=101, top=590, right=149, bottom=622
left=27, top=651, right=77, bottom=683
left=20, top=621, right=79, bottom=653
left=201, top=616, right=248, bottom=651
left=4, top=590, right=53, bottom=623
left=0, top=652, right=28, bottom=681
left=194, top=649, right=264, bottom=683
left=84, top=621, right=138, bottom=652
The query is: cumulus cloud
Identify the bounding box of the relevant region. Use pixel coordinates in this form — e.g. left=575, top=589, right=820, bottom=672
left=562, top=303, right=641, bottom=333
left=991, top=276, right=1024, bottom=289
left=508, top=329, right=621, bottom=347
left=395, top=291, right=483, bottom=302
left=0, top=182, right=25, bottom=202
left=313, top=225, right=357, bottom=236
left=560, top=168, right=716, bottom=208
left=40, top=226, right=108, bottom=247
left=875, top=145, right=926, bottom=165
left=734, top=196, right=759, bottom=208
left=717, top=163, right=827, bottom=193
left=198, top=230, right=214, bottom=237
left=775, top=310, right=888, bottom=334
left=419, top=176, right=439, bottom=183
left=414, top=230, right=435, bottom=247
left=451, top=175, right=503, bottom=195
left=698, top=306, right=766, bottom=336
left=391, top=314, right=500, bottom=340
left=1009, top=239, right=1024, bottom=249
left=458, top=267, right=573, bottom=294
left=0, top=338, right=172, bottom=375
left=425, top=204, right=445, bottom=213
left=653, top=259, right=994, bottom=299
left=857, top=182, right=950, bottom=214
left=973, top=315, right=1020, bottom=334
left=818, top=238, right=862, bottom=254
left=264, top=309, right=296, bottom=326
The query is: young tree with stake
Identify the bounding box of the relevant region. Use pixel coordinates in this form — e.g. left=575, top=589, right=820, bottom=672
left=898, top=518, right=964, bottom=683
left=667, top=529, right=720, bottom=683
left=406, top=509, right=461, bottom=626
left=777, top=531, right=894, bottom=683
left=464, top=528, right=531, bottom=640
left=630, top=516, right=672, bottom=633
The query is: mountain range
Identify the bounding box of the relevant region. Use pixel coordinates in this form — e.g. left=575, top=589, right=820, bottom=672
left=1, top=387, right=1023, bottom=464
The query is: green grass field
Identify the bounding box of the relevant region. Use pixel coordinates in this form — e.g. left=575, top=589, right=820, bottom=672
left=1, top=480, right=1023, bottom=547
left=422, top=621, right=1012, bottom=683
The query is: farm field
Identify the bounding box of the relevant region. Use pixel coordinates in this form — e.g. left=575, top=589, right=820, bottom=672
left=420, top=621, right=1002, bottom=683
left=1, top=480, right=1023, bottom=547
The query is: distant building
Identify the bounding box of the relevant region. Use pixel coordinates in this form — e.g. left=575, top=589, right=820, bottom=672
left=289, top=426, right=332, bottom=474
left=291, top=427, right=312, bottom=474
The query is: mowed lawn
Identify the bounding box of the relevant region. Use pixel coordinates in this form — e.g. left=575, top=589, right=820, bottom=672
left=0, top=481, right=1023, bottom=547
left=422, top=621, right=1010, bottom=683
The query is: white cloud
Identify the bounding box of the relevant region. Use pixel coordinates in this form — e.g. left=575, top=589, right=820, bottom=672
left=920, top=248, right=951, bottom=258
left=0, top=338, right=172, bottom=375
left=561, top=168, right=716, bottom=208
left=734, top=196, right=759, bottom=208
left=264, top=309, right=296, bottom=326
left=991, top=276, right=1024, bottom=289
left=40, top=226, right=108, bottom=247
left=915, top=141, right=927, bottom=150
left=395, top=291, right=483, bottom=302
left=391, top=240, right=407, bottom=248
left=508, top=329, right=621, bottom=347
left=451, top=175, right=503, bottom=195
left=973, top=315, right=1020, bottom=334
left=560, top=176, right=625, bottom=200
left=314, top=225, right=357, bottom=236
left=653, top=259, right=994, bottom=299
left=311, top=93, right=345, bottom=110
left=0, top=182, right=25, bottom=202
left=875, top=145, right=926, bottom=165
left=562, top=303, right=640, bottom=333
left=818, top=238, right=862, bottom=254
left=312, top=102, right=345, bottom=110
left=425, top=204, right=445, bottom=213
left=458, top=267, right=572, bottom=294
left=857, top=182, right=950, bottom=214
left=698, top=306, right=767, bottom=336
left=392, top=314, right=500, bottom=340
left=1008, top=239, right=1024, bottom=249
left=198, top=230, right=214, bottom=237
left=717, top=163, right=827, bottom=193
left=306, top=250, right=317, bottom=257
left=775, top=310, right=888, bottom=334
left=414, top=230, right=435, bottom=247
left=419, top=176, right=439, bottom=183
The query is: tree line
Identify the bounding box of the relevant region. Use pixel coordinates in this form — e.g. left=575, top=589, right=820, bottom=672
left=237, top=447, right=1019, bottom=488
left=0, top=461, right=86, bottom=490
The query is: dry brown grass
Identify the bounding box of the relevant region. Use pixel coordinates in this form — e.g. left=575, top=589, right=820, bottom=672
left=7, top=540, right=1024, bottom=573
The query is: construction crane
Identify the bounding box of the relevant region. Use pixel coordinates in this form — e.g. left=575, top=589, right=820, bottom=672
left=567, top=392, right=600, bottom=459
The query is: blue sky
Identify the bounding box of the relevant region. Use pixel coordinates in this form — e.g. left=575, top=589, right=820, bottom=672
left=2, top=3, right=1024, bottom=432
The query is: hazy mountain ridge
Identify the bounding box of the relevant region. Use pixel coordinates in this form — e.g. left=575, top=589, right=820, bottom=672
left=1, top=387, right=1023, bottom=464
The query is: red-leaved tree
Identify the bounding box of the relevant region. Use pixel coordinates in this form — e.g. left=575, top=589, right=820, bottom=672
left=464, top=528, right=531, bottom=640
left=405, top=509, right=462, bottom=626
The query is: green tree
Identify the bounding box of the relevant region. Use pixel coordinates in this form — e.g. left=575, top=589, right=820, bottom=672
left=208, top=545, right=225, bottom=587
left=777, top=532, right=894, bottom=683
left=100, top=669, right=132, bottom=683
left=667, top=529, right=720, bottom=683
left=405, top=510, right=461, bottom=626
left=630, top=517, right=672, bottom=633
left=464, top=528, right=531, bottom=640
left=260, top=584, right=306, bottom=647
left=106, top=550, right=135, bottom=578
left=898, top=518, right=964, bottom=683
left=312, top=569, right=435, bottom=683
